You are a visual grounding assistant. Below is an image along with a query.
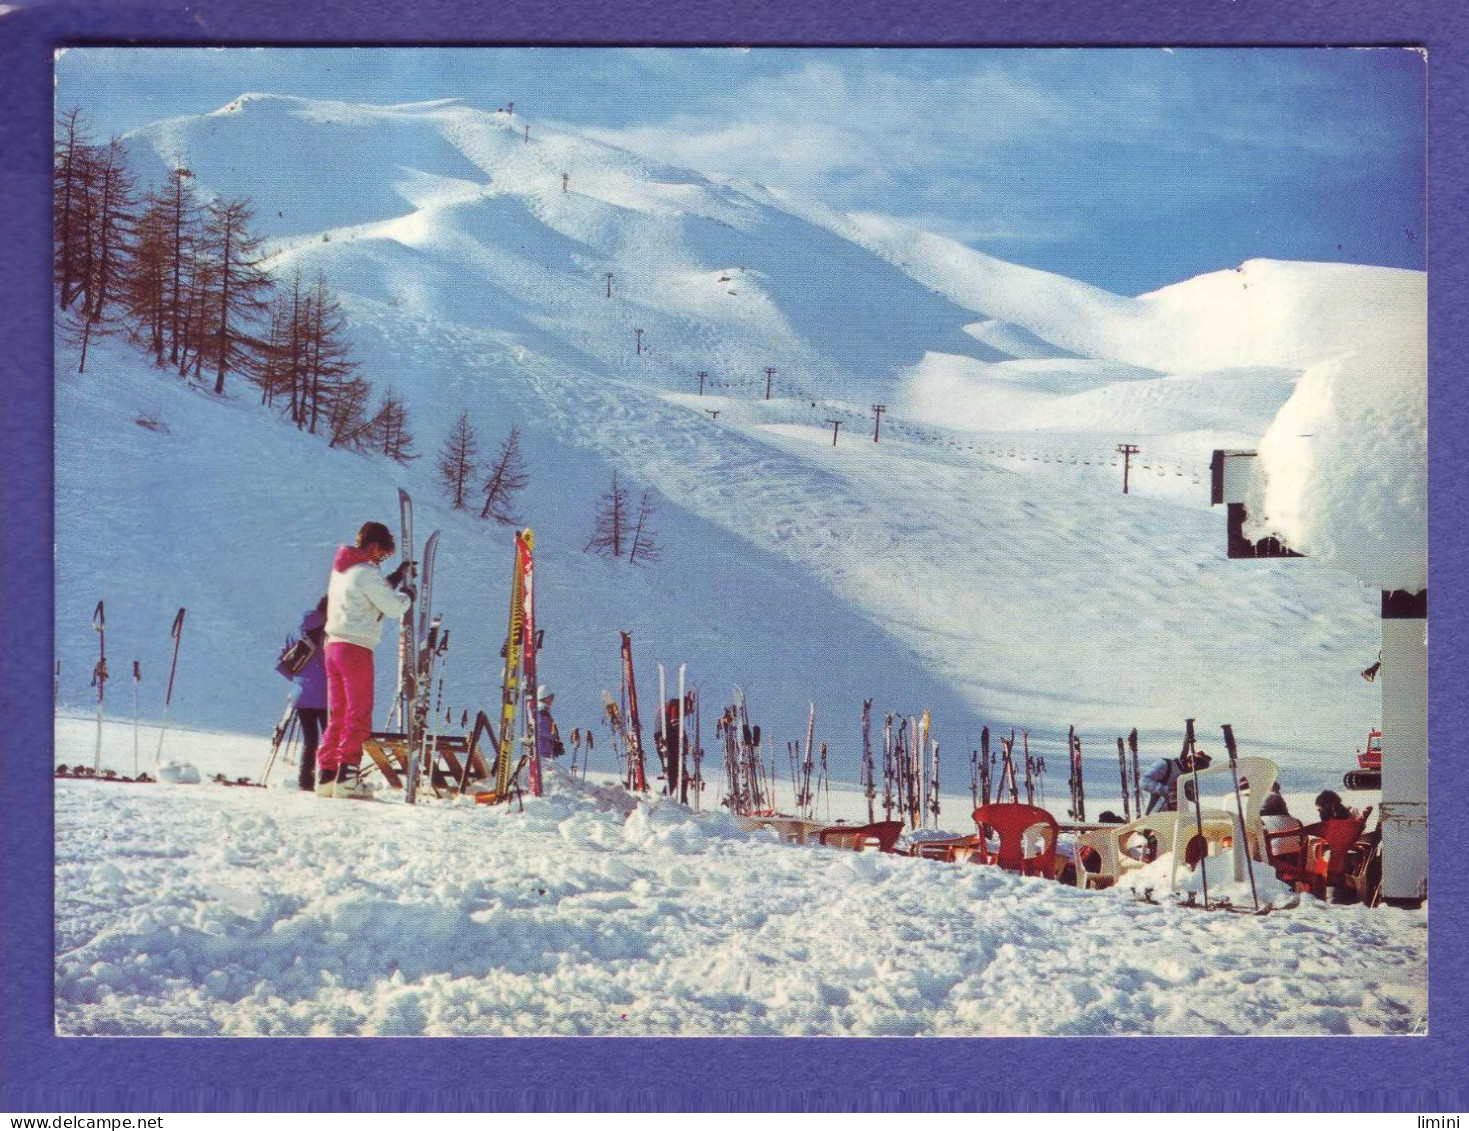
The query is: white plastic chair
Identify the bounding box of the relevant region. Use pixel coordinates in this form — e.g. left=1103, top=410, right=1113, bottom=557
left=1074, top=756, right=1278, bottom=891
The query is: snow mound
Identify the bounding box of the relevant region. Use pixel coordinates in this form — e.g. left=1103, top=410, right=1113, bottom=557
left=1116, top=850, right=1297, bottom=910
left=157, top=760, right=201, bottom=785
left=1245, top=329, right=1427, bottom=592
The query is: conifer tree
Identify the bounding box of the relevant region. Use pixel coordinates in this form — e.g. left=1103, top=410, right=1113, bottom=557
left=299, top=274, right=356, bottom=434
left=372, top=386, right=418, bottom=464
left=437, top=411, right=480, bottom=509
left=53, top=108, right=95, bottom=312
left=585, top=471, right=631, bottom=559
left=200, top=196, right=273, bottom=395
left=126, top=187, right=173, bottom=365
left=628, top=488, right=662, bottom=567
left=61, top=138, right=137, bottom=373
left=257, top=289, right=293, bottom=411
left=175, top=252, right=217, bottom=382
left=161, top=168, right=201, bottom=367
left=259, top=267, right=309, bottom=420
left=479, top=425, right=529, bottom=524
left=326, top=375, right=376, bottom=451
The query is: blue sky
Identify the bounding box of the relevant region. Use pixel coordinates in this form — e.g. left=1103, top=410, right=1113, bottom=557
left=55, top=47, right=1425, bottom=296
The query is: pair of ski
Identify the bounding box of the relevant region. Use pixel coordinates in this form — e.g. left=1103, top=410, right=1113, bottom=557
left=1115, top=729, right=1142, bottom=822
left=484, top=526, right=544, bottom=803
left=386, top=488, right=451, bottom=805
left=1066, top=726, right=1086, bottom=822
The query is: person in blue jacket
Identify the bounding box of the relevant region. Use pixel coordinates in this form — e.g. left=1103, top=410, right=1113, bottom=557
left=536, top=686, right=565, bottom=766
left=291, top=597, right=329, bottom=792
left=1141, top=748, right=1211, bottom=813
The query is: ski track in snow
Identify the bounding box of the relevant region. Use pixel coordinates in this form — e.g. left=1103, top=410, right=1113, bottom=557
left=326, top=297, right=1379, bottom=764
left=53, top=724, right=1426, bottom=1038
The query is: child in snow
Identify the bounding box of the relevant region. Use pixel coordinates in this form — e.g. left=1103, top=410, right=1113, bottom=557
left=316, top=521, right=414, bottom=799
left=659, top=694, right=694, bottom=802
left=287, top=596, right=329, bottom=792
left=536, top=687, right=565, bottom=766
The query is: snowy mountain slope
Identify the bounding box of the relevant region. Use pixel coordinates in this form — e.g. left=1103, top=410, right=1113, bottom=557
left=784, top=204, right=1427, bottom=373
left=65, top=92, right=1422, bottom=782
left=55, top=334, right=983, bottom=766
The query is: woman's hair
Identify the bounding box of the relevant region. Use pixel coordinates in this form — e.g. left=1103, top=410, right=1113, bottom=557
left=355, top=521, right=396, bottom=553
left=1314, top=790, right=1347, bottom=816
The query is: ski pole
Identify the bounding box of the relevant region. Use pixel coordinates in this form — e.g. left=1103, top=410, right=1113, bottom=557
left=1183, top=718, right=1210, bottom=908
left=815, top=738, right=826, bottom=821
left=154, top=607, right=186, bottom=769
left=132, top=661, right=142, bottom=777
left=259, top=691, right=297, bottom=787
left=90, top=601, right=107, bottom=773
left=1221, top=724, right=1260, bottom=911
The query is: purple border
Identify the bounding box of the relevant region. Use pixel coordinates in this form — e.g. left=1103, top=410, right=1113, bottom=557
left=3, top=0, right=1465, bottom=1113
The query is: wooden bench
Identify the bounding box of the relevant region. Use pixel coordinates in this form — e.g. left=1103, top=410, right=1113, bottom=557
left=361, top=731, right=493, bottom=798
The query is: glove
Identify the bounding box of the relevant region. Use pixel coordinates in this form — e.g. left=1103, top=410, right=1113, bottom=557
left=399, top=583, right=417, bottom=603
left=386, top=560, right=412, bottom=588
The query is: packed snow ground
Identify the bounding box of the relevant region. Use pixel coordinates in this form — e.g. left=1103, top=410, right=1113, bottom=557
left=55, top=719, right=1425, bottom=1038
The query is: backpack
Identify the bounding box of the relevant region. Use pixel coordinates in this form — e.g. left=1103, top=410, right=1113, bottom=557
left=276, top=634, right=316, bottom=679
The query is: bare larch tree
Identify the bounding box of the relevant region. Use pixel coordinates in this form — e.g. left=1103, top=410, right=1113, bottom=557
left=628, top=488, right=662, bottom=567
left=437, top=410, right=481, bottom=509
left=480, top=425, right=529, bottom=524
left=585, top=471, right=631, bottom=558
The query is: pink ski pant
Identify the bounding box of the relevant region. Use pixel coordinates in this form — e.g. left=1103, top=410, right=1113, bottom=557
left=318, top=641, right=375, bottom=772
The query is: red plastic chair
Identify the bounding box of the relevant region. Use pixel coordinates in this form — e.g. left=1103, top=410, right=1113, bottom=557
left=817, top=820, right=905, bottom=854
left=972, top=803, right=1059, bottom=878
left=1270, top=810, right=1370, bottom=899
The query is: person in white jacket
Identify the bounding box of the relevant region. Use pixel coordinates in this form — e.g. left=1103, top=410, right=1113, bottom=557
left=316, top=521, right=414, bottom=798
